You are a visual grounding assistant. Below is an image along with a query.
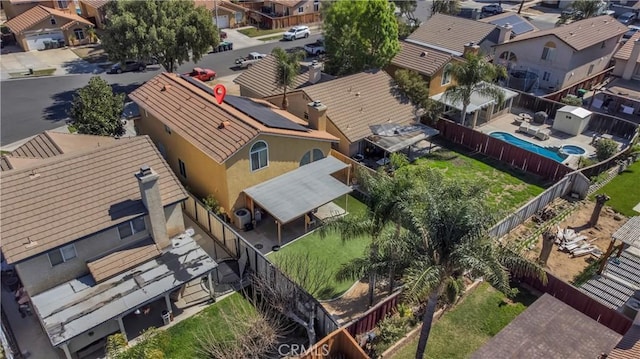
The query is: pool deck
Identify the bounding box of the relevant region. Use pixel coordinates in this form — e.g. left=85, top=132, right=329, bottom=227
left=477, top=107, right=629, bottom=168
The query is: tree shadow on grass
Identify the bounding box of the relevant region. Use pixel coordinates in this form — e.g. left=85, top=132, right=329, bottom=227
left=43, top=83, right=143, bottom=122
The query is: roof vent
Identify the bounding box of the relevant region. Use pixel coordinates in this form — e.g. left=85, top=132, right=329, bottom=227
left=420, top=51, right=428, bottom=57
left=24, top=237, right=38, bottom=249
left=161, top=84, right=171, bottom=91
left=311, top=60, right=319, bottom=66
left=139, top=165, right=152, bottom=176
left=29, top=169, right=39, bottom=179
left=313, top=100, right=322, bottom=107
left=218, top=121, right=231, bottom=129
left=356, top=92, right=361, bottom=97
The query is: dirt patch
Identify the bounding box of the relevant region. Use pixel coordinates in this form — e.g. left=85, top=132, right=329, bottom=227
left=321, top=280, right=388, bottom=325
left=517, top=200, right=629, bottom=283
left=71, top=44, right=108, bottom=64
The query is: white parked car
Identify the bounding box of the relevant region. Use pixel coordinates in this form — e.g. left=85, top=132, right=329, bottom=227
left=282, top=25, right=310, bottom=40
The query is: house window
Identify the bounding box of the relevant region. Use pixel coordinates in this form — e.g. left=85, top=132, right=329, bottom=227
left=48, top=244, right=76, bottom=266
left=541, top=41, right=556, bottom=61
left=588, top=64, right=594, bottom=76
left=304, top=112, right=309, bottom=119
left=118, top=217, right=146, bottom=239
left=236, top=12, right=243, bottom=23
left=298, top=6, right=304, bottom=13
left=178, top=159, right=187, bottom=178
left=164, top=124, right=172, bottom=134
left=441, top=64, right=452, bottom=86
left=250, top=141, right=268, bottom=171
left=300, top=148, right=325, bottom=166
left=57, top=0, right=68, bottom=8
left=314, top=0, right=320, bottom=12
left=50, top=17, right=57, bottom=25
left=542, top=71, right=551, bottom=81
left=157, top=142, right=167, bottom=159
left=74, top=28, right=85, bottom=40
left=601, top=41, right=606, bottom=49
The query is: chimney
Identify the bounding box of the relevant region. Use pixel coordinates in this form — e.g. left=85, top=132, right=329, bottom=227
left=497, top=23, right=513, bottom=44
left=623, top=38, right=640, bottom=80
left=135, top=165, right=170, bottom=250
left=307, top=100, right=327, bottom=131
left=463, top=42, right=480, bottom=57
left=308, top=60, right=322, bottom=84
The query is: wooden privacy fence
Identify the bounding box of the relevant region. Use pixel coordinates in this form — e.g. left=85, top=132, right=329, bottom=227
left=518, top=273, right=633, bottom=335
left=435, top=119, right=573, bottom=181
left=181, top=194, right=340, bottom=338
left=344, top=290, right=402, bottom=337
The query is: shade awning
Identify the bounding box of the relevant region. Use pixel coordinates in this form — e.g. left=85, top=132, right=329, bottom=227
left=31, top=233, right=217, bottom=347
left=613, top=216, right=640, bottom=248
left=431, top=82, right=518, bottom=114
left=244, top=156, right=352, bottom=224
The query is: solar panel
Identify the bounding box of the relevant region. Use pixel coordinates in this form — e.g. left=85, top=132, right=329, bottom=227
left=180, top=74, right=216, bottom=96
left=489, top=14, right=535, bottom=35
left=224, top=95, right=309, bottom=132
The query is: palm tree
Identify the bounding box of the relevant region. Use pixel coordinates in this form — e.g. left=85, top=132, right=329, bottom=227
left=442, top=52, right=507, bottom=128
left=404, top=177, right=547, bottom=359
left=272, top=47, right=304, bottom=110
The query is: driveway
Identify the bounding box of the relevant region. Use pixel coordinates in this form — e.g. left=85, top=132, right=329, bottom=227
left=0, top=47, right=103, bottom=81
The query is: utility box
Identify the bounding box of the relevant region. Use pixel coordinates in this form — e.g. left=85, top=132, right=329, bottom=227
left=552, top=105, right=592, bottom=136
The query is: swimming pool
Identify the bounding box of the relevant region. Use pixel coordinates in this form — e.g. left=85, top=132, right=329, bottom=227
left=559, top=145, right=586, bottom=155
left=490, top=132, right=566, bottom=162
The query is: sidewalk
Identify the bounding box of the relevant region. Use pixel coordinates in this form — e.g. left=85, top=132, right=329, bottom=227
left=223, top=24, right=323, bottom=50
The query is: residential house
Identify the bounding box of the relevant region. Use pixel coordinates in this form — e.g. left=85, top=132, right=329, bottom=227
left=493, top=16, right=627, bottom=93
left=130, top=72, right=339, bottom=228
left=240, top=0, right=321, bottom=29
left=0, top=134, right=217, bottom=359
left=234, top=55, right=335, bottom=99
left=264, top=0, right=319, bottom=17
left=4, top=4, right=94, bottom=51
left=263, top=69, right=419, bottom=157
left=1, top=0, right=75, bottom=20
left=193, top=0, right=247, bottom=29
left=78, top=0, right=109, bottom=29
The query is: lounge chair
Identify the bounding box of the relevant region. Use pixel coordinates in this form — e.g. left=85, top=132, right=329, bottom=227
left=535, top=129, right=550, bottom=141
left=517, top=124, right=529, bottom=133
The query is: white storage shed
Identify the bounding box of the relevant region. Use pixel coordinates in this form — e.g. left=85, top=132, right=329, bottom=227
left=552, top=105, right=592, bottom=136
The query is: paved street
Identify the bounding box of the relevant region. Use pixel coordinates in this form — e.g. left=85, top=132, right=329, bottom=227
left=0, top=34, right=322, bottom=145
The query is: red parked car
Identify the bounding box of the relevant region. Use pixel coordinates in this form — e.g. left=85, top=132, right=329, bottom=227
left=185, top=67, right=216, bottom=81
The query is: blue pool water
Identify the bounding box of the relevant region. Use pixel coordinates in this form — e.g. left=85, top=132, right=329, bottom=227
left=560, top=145, right=586, bottom=155
left=490, top=132, right=566, bottom=162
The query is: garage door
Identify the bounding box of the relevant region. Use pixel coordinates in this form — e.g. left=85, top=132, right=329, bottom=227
left=25, top=31, right=64, bottom=51
left=215, top=15, right=229, bottom=29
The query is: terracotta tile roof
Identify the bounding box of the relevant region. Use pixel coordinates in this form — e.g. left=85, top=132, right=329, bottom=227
left=234, top=55, right=335, bottom=98
left=79, top=0, right=110, bottom=10
left=0, top=157, right=12, bottom=172
left=130, top=73, right=337, bottom=164
left=87, top=241, right=161, bottom=282
left=615, top=32, right=640, bottom=61
left=4, top=5, right=94, bottom=34
left=219, top=1, right=246, bottom=12
left=9, top=132, right=63, bottom=159
left=0, top=136, right=188, bottom=264
left=391, top=41, right=453, bottom=77
left=298, top=70, right=417, bottom=143
left=503, top=15, right=627, bottom=51
left=608, top=325, right=640, bottom=359
left=407, top=13, right=497, bottom=55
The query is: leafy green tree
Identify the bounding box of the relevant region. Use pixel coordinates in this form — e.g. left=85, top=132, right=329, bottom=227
left=431, top=0, right=461, bottom=16
left=572, top=0, right=602, bottom=18
left=443, top=52, right=507, bottom=128
left=393, top=0, right=417, bottom=21
left=102, top=0, right=218, bottom=73
left=394, top=69, right=443, bottom=123
left=595, top=138, right=619, bottom=161
left=68, top=76, right=125, bottom=137
left=323, top=0, right=400, bottom=75
left=403, top=176, right=546, bottom=359
left=272, top=47, right=304, bottom=110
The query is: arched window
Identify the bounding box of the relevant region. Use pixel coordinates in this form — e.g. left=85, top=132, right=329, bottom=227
left=541, top=41, right=556, bottom=61
left=441, top=64, right=452, bottom=86
left=299, top=148, right=325, bottom=166
left=498, top=51, right=517, bottom=69
left=250, top=141, right=268, bottom=171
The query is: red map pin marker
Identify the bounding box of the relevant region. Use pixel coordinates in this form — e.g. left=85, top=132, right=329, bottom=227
left=213, top=84, right=226, bottom=104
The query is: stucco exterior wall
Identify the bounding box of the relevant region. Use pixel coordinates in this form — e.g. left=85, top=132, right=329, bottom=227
left=15, top=220, right=150, bottom=295
left=239, top=86, right=266, bottom=99
left=267, top=91, right=309, bottom=119
left=165, top=203, right=185, bottom=237
left=79, top=2, right=106, bottom=29
left=67, top=319, right=119, bottom=353
left=612, top=59, right=627, bottom=77
left=224, top=133, right=333, bottom=219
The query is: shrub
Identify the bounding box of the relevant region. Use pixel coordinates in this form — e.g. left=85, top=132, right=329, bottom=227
left=560, top=96, right=582, bottom=106
left=578, top=156, right=596, bottom=169
left=202, top=195, right=222, bottom=215
left=595, top=138, right=619, bottom=161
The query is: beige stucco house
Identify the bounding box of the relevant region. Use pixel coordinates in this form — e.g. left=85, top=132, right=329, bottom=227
left=4, top=4, right=94, bottom=51
left=493, top=15, right=627, bottom=93
left=0, top=134, right=217, bottom=359
left=78, top=0, right=109, bottom=29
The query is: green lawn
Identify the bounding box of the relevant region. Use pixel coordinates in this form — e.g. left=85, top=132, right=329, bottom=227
left=268, top=194, right=369, bottom=300
left=163, top=293, right=254, bottom=358
left=411, top=149, right=546, bottom=214
left=391, top=282, right=536, bottom=359
left=594, top=160, right=640, bottom=216
left=238, top=27, right=286, bottom=37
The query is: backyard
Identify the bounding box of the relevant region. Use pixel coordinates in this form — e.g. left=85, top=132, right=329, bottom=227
left=390, top=282, right=536, bottom=359
left=594, top=160, right=640, bottom=217
left=269, top=147, right=546, bottom=300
